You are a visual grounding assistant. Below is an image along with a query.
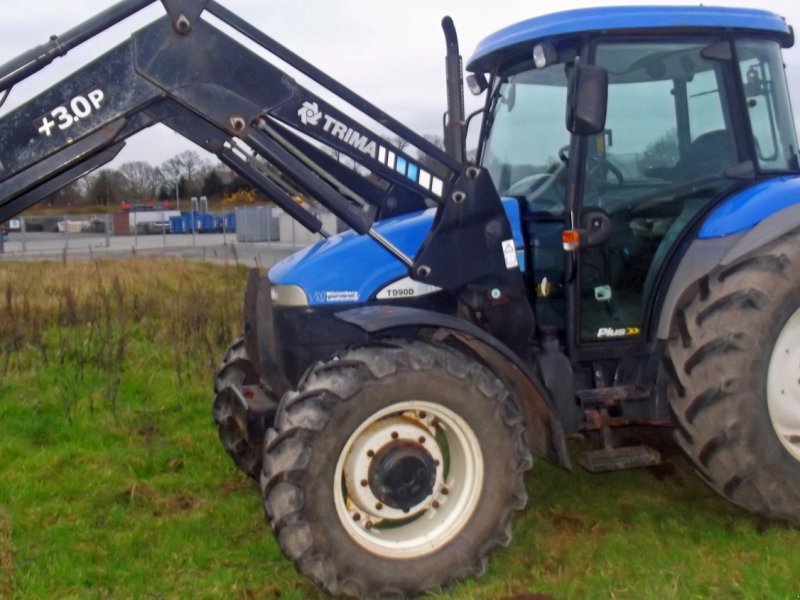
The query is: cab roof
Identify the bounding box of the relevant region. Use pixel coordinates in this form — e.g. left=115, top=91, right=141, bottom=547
left=467, top=5, right=793, bottom=73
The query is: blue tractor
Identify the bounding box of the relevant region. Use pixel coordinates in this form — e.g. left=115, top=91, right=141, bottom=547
left=216, top=6, right=800, bottom=595
left=1, top=2, right=799, bottom=596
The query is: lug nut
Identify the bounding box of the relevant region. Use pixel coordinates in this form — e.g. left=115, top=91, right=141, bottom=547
left=433, top=460, right=440, bottom=467
left=432, top=500, right=440, bottom=509
left=367, top=450, right=375, bottom=457
left=418, top=436, right=426, bottom=444
left=391, top=432, right=399, bottom=440
left=375, top=502, right=383, bottom=510
left=441, top=486, right=449, bottom=495
left=353, top=513, right=361, bottom=522
left=360, top=479, right=368, bottom=487
left=365, top=521, right=374, bottom=529
left=419, top=411, right=427, bottom=418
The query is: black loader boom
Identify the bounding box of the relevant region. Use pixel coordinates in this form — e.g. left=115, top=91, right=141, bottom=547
left=0, top=0, right=532, bottom=341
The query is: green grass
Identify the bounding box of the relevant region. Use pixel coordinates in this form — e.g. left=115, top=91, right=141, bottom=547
left=1, top=259, right=799, bottom=599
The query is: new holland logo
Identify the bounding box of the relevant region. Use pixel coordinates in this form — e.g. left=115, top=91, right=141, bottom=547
left=297, top=101, right=377, bottom=159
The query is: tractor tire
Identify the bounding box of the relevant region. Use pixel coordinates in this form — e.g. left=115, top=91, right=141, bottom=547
left=213, top=337, right=276, bottom=479
left=666, top=229, right=800, bottom=525
left=261, top=339, right=532, bottom=597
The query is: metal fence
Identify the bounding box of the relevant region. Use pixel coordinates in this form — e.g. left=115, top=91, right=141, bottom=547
left=0, top=208, right=329, bottom=264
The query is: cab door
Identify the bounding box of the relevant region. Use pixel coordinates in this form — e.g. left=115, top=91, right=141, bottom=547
left=573, top=39, right=740, bottom=347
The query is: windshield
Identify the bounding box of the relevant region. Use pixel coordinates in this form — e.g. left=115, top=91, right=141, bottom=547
left=482, top=63, right=571, bottom=207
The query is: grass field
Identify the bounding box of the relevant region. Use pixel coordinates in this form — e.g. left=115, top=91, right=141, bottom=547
left=0, top=259, right=798, bottom=599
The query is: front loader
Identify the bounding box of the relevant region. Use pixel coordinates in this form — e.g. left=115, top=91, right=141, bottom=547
left=2, top=1, right=800, bottom=597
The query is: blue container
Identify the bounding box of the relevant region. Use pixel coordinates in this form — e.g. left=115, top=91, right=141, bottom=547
left=169, top=216, right=184, bottom=234
left=181, top=213, right=193, bottom=233
left=224, top=212, right=236, bottom=232
left=202, top=213, right=216, bottom=232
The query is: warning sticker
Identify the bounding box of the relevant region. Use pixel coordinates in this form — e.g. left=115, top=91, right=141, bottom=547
left=501, top=239, right=519, bottom=269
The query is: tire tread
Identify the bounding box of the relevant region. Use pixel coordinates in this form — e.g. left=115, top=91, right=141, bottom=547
left=667, top=232, right=800, bottom=526
left=261, top=339, right=532, bottom=597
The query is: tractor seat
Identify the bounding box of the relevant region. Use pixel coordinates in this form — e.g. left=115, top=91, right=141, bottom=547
left=672, top=129, right=738, bottom=180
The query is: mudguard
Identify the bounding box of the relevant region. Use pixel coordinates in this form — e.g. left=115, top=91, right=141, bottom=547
left=657, top=199, right=800, bottom=339
left=335, top=305, right=571, bottom=469
left=243, top=269, right=291, bottom=397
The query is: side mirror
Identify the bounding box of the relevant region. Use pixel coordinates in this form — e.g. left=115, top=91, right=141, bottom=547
left=566, top=64, right=608, bottom=135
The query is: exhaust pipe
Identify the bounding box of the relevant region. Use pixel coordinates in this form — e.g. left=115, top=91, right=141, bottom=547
left=441, top=16, right=466, bottom=164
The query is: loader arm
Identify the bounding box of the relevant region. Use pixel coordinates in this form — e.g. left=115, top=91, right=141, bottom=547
left=0, top=0, right=533, bottom=337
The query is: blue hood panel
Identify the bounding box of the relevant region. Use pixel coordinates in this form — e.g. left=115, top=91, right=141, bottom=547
left=270, top=199, right=524, bottom=306
left=699, top=176, right=800, bottom=239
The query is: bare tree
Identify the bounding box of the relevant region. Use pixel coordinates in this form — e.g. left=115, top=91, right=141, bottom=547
left=86, top=169, right=127, bottom=206
left=118, top=161, right=158, bottom=201
left=159, top=156, right=183, bottom=184
left=161, top=150, right=206, bottom=196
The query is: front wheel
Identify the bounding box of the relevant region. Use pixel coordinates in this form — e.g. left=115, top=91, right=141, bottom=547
left=666, top=230, right=800, bottom=525
left=261, top=339, right=531, bottom=597
left=213, top=338, right=276, bottom=479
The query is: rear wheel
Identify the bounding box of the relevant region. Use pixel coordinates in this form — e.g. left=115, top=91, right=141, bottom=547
left=261, top=339, right=531, bottom=597
left=666, top=230, right=800, bottom=525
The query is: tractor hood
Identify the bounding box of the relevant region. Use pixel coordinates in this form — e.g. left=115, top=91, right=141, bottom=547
left=269, top=198, right=524, bottom=307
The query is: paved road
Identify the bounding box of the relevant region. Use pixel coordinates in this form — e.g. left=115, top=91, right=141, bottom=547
left=0, top=231, right=303, bottom=268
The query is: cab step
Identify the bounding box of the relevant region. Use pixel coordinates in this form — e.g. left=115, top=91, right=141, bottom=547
left=579, top=445, right=661, bottom=473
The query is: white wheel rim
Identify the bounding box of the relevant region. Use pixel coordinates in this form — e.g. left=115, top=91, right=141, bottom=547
left=767, top=306, right=800, bottom=463
left=333, top=400, right=484, bottom=559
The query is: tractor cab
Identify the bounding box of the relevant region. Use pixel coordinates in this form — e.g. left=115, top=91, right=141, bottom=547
left=469, top=6, right=798, bottom=358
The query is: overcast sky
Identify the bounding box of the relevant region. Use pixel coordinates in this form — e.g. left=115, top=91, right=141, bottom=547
left=2, top=0, right=799, bottom=168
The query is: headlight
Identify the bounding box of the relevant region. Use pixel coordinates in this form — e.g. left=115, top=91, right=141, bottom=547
left=270, top=284, right=309, bottom=307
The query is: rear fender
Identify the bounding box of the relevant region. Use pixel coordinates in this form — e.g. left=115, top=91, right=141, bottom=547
left=657, top=203, right=800, bottom=339
left=718, top=203, right=800, bottom=267
left=335, top=305, right=571, bottom=469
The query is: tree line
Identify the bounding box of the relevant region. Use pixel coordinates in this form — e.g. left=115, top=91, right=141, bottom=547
left=42, top=150, right=253, bottom=209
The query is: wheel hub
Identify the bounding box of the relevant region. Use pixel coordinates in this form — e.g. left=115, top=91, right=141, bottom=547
left=767, top=306, right=800, bottom=463
left=335, top=401, right=484, bottom=559
left=342, top=415, right=444, bottom=521
left=369, top=442, right=436, bottom=510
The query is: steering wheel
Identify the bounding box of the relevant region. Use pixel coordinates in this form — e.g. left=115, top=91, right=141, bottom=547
left=503, top=149, right=569, bottom=213
left=588, top=153, right=624, bottom=186
left=504, top=167, right=566, bottom=213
